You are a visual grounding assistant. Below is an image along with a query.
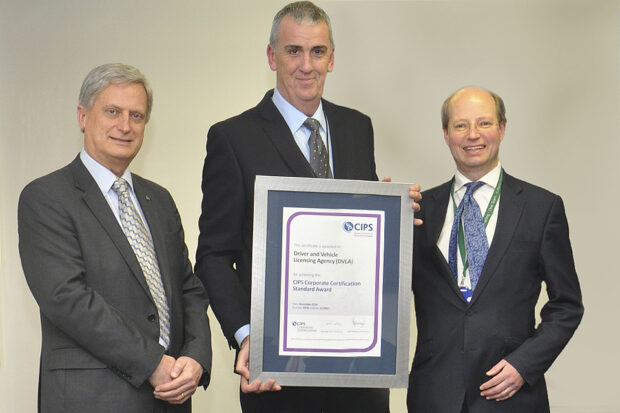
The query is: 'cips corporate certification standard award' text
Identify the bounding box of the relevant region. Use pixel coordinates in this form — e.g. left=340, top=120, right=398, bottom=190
left=279, top=207, right=384, bottom=357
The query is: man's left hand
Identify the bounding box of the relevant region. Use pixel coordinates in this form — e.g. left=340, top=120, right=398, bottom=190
left=382, top=177, right=423, bottom=226
left=480, top=359, right=524, bottom=401
left=153, top=356, right=203, bottom=404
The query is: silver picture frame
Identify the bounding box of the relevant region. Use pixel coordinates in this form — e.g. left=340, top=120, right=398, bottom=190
left=250, top=175, right=413, bottom=388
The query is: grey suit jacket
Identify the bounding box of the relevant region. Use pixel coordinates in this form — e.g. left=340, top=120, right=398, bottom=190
left=407, top=172, right=583, bottom=413
left=18, top=156, right=212, bottom=413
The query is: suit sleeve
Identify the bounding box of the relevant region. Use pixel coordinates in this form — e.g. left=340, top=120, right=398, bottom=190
left=18, top=182, right=164, bottom=388
left=164, top=193, right=213, bottom=387
left=504, top=195, right=584, bottom=385
left=366, top=117, right=379, bottom=182
left=195, top=123, right=250, bottom=348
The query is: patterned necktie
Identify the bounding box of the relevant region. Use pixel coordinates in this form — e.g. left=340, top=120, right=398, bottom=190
left=304, top=117, right=333, bottom=179
left=112, top=177, right=170, bottom=348
left=448, top=181, right=488, bottom=296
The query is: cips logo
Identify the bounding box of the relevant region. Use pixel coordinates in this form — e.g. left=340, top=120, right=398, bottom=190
left=292, top=321, right=306, bottom=327
left=342, top=220, right=374, bottom=232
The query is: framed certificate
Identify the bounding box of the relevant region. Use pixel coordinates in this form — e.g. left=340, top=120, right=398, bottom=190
left=250, top=176, right=413, bottom=388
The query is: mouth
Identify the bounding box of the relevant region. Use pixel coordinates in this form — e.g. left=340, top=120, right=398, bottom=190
left=110, top=136, right=132, bottom=145
left=464, top=145, right=485, bottom=152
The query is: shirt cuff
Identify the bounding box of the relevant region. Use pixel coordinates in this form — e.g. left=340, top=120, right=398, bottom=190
left=234, top=324, right=250, bottom=347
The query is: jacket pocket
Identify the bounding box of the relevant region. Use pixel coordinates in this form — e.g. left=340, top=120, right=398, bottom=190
left=47, top=347, right=107, bottom=370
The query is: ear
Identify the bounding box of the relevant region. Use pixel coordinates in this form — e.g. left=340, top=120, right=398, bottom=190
left=443, top=127, right=450, bottom=145
left=267, top=44, right=277, bottom=71
left=77, top=105, right=87, bottom=133
left=327, top=48, right=335, bottom=72
left=498, top=121, right=506, bottom=142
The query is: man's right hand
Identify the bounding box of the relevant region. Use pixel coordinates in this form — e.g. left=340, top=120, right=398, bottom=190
left=236, top=336, right=282, bottom=393
left=149, top=354, right=176, bottom=388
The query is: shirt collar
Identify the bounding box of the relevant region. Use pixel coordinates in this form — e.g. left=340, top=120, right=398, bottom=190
left=272, top=87, right=327, bottom=135
left=80, top=149, right=134, bottom=195
left=453, top=162, right=502, bottom=193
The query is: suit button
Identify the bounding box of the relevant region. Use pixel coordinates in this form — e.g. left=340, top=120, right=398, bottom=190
left=148, top=314, right=157, bottom=322
left=466, top=309, right=472, bottom=316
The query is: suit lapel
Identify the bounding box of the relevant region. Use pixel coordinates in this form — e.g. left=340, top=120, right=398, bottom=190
left=470, top=172, right=525, bottom=304
left=323, top=100, right=347, bottom=178
left=258, top=90, right=315, bottom=178
left=69, top=157, right=152, bottom=299
left=425, top=180, right=468, bottom=301
left=133, top=177, right=173, bottom=307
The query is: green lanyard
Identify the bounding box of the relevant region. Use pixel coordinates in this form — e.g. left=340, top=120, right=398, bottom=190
left=450, top=169, right=503, bottom=285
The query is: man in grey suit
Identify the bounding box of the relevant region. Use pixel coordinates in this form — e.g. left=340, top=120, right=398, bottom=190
left=18, top=63, right=212, bottom=413
left=407, top=87, right=583, bottom=412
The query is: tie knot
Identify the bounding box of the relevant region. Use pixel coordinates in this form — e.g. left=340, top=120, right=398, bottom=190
left=112, top=177, right=129, bottom=196
left=304, top=117, right=321, bottom=133
left=464, top=181, right=484, bottom=196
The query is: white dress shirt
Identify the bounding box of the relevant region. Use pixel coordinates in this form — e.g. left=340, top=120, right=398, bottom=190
left=437, top=163, right=503, bottom=289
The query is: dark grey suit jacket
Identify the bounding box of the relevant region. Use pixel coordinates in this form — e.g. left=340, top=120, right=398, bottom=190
left=195, top=90, right=378, bottom=348
left=18, top=156, right=212, bottom=413
left=407, top=172, right=583, bottom=413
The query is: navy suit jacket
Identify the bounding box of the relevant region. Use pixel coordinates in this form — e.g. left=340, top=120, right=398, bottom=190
left=19, top=156, right=212, bottom=413
left=407, top=171, right=583, bottom=412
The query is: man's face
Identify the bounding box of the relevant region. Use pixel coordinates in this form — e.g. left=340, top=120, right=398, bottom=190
left=78, top=82, right=148, bottom=176
left=267, top=15, right=334, bottom=116
left=443, top=88, right=505, bottom=180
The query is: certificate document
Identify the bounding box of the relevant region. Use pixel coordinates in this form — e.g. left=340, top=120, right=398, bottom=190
left=279, top=207, right=384, bottom=357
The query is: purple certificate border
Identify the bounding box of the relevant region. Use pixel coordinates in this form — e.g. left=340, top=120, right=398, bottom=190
left=282, top=211, right=382, bottom=354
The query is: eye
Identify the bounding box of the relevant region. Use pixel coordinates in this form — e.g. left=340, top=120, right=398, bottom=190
left=105, top=108, right=118, bottom=116
left=130, top=112, right=144, bottom=121
left=312, top=47, right=327, bottom=57
left=453, top=123, right=467, bottom=131
left=478, top=120, right=494, bottom=128
left=287, top=46, right=300, bottom=55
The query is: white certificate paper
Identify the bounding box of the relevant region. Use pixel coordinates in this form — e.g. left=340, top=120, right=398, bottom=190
left=279, top=207, right=384, bottom=357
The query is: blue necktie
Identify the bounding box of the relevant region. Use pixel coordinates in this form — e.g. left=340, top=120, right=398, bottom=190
left=448, top=181, right=488, bottom=297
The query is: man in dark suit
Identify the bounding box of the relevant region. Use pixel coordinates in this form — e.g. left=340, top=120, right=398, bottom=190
left=407, top=86, right=583, bottom=412
left=18, top=63, right=212, bottom=413
left=195, top=2, right=419, bottom=412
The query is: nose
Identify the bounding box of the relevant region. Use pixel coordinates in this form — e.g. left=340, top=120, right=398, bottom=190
left=467, top=122, right=480, bottom=139
left=117, top=113, right=130, bottom=133
left=300, top=52, right=312, bottom=72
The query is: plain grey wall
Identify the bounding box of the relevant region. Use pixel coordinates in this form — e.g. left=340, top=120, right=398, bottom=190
left=1, top=0, right=617, bottom=412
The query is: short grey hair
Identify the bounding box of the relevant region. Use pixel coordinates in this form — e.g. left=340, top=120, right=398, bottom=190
left=441, top=87, right=506, bottom=130
left=78, top=63, right=153, bottom=122
left=269, top=1, right=334, bottom=49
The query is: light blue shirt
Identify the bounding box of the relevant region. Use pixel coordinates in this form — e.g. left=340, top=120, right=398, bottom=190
left=79, top=149, right=151, bottom=233
left=233, top=89, right=337, bottom=347
left=80, top=149, right=165, bottom=347
left=271, top=88, right=334, bottom=172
